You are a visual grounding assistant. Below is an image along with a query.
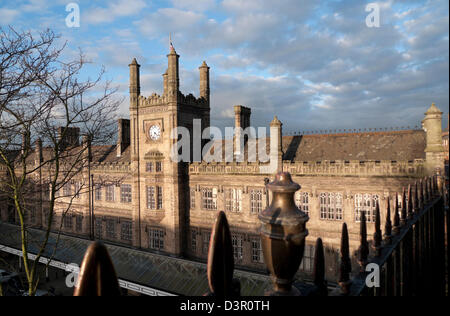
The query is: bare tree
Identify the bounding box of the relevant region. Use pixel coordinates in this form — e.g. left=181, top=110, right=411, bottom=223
left=0, top=26, right=120, bottom=296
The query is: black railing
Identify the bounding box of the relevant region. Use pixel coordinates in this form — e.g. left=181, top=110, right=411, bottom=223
left=72, top=173, right=449, bottom=296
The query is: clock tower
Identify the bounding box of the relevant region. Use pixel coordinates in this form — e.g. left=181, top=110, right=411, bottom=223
left=128, top=46, right=210, bottom=257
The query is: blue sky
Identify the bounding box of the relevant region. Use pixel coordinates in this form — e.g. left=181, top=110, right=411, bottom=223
left=1, top=0, right=448, bottom=132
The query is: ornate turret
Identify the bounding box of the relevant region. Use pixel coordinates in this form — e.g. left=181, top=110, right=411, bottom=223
left=199, top=61, right=210, bottom=103
left=422, top=103, right=445, bottom=175
left=270, top=116, right=283, bottom=173
left=162, top=69, right=168, bottom=97
left=167, top=46, right=180, bottom=100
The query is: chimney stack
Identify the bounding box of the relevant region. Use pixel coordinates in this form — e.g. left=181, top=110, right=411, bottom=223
left=422, top=103, right=445, bottom=175
left=35, top=138, right=43, bottom=165
left=117, top=119, right=131, bottom=157
left=234, top=105, right=251, bottom=159
left=58, top=127, right=80, bottom=150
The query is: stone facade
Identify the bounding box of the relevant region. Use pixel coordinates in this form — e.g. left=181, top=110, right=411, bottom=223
left=0, top=48, right=446, bottom=282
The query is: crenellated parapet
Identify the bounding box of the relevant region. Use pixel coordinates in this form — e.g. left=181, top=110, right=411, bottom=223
left=137, top=91, right=208, bottom=108
left=189, top=161, right=266, bottom=175
left=282, top=159, right=425, bottom=177
left=178, top=92, right=208, bottom=107
left=138, top=94, right=169, bottom=107
left=188, top=159, right=426, bottom=177
left=91, top=161, right=131, bottom=173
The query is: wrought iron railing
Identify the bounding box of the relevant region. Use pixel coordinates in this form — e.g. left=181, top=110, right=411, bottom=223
left=72, top=173, right=449, bottom=296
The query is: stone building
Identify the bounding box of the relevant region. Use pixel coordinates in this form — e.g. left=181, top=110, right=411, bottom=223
left=0, top=47, right=446, bottom=281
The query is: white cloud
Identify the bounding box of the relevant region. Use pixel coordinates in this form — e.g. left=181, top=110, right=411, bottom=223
left=0, top=8, right=20, bottom=24
left=84, top=0, right=147, bottom=25
left=171, top=0, right=216, bottom=12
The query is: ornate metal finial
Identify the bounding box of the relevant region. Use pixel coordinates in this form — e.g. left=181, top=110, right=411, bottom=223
left=207, top=211, right=237, bottom=297
left=73, top=242, right=121, bottom=296
left=373, top=202, right=382, bottom=257
left=358, top=212, right=369, bottom=271
left=259, top=172, right=309, bottom=296
left=393, top=193, right=401, bottom=235
left=338, top=223, right=352, bottom=295
left=313, top=238, right=327, bottom=296
left=384, top=196, right=392, bottom=244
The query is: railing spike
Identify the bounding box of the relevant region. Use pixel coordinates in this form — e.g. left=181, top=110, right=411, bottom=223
left=433, top=175, right=438, bottom=196
left=73, top=242, right=121, bottom=296
left=384, top=196, right=392, bottom=244
left=413, top=181, right=419, bottom=214
left=401, top=187, right=407, bottom=226
left=444, top=184, right=448, bottom=207
left=430, top=176, right=434, bottom=198
left=393, top=193, right=401, bottom=235
left=419, top=179, right=424, bottom=210
left=425, top=177, right=430, bottom=202
left=429, top=176, right=433, bottom=199
left=313, top=238, right=328, bottom=296
left=358, top=212, right=369, bottom=271
left=407, top=184, right=413, bottom=219
left=206, top=211, right=237, bottom=297
left=430, top=176, right=434, bottom=196
left=338, top=223, right=352, bottom=295
left=373, top=201, right=382, bottom=257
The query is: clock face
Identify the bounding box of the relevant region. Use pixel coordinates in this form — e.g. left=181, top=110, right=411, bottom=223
left=149, top=125, right=161, bottom=141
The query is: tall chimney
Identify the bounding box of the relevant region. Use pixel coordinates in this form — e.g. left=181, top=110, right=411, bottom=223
left=129, top=58, right=141, bottom=108
left=199, top=61, right=210, bottom=103
left=58, top=127, right=80, bottom=150
left=422, top=103, right=445, bottom=175
left=167, top=47, right=180, bottom=101
left=35, top=138, right=43, bottom=165
left=234, top=105, right=251, bottom=159
left=117, top=119, right=131, bottom=157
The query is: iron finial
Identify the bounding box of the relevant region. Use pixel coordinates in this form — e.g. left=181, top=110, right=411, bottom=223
left=413, top=181, right=419, bottom=214
left=207, top=211, right=236, bottom=297
left=73, top=242, right=121, bottom=296
left=373, top=202, right=382, bottom=257
left=400, top=187, right=407, bottom=226
left=339, top=223, right=352, bottom=295
left=393, top=193, right=400, bottom=235
left=313, top=238, right=327, bottom=296
left=358, top=212, right=369, bottom=271
left=419, top=179, right=424, bottom=210
left=407, top=184, right=413, bottom=219
left=384, top=196, right=392, bottom=244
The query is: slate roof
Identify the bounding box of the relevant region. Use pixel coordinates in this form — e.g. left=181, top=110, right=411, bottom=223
left=5, top=129, right=426, bottom=167
left=0, top=223, right=272, bottom=296
left=204, top=129, right=426, bottom=162
left=282, top=130, right=426, bottom=161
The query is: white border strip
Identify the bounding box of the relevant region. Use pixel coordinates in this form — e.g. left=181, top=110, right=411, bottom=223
left=0, top=244, right=176, bottom=296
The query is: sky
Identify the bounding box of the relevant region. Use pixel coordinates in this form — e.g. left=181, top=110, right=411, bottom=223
left=1, top=0, right=449, bottom=133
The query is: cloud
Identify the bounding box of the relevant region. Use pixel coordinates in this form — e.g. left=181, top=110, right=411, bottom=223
left=131, top=0, right=449, bottom=131
left=0, top=8, right=20, bottom=24
left=84, top=0, right=147, bottom=25
left=9, top=0, right=447, bottom=132
left=171, top=0, right=216, bottom=12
